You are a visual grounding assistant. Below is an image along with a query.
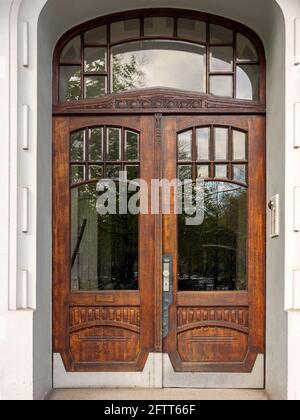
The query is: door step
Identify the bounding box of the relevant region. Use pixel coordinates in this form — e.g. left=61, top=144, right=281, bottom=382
left=48, top=388, right=268, bottom=401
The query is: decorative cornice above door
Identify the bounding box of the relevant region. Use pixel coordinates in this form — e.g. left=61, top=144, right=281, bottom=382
left=53, top=88, right=266, bottom=115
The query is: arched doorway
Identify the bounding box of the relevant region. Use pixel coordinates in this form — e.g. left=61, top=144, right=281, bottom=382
left=52, top=9, right=266, bottom=387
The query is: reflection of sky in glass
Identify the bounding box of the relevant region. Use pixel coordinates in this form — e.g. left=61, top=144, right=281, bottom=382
left=112, top=40, right=206, bottom=93
left=236, top=65, right=259, bottom=100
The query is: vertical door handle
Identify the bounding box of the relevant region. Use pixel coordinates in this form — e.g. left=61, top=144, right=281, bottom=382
left=163, top=260, right=171, bottom=292
left=162, top=255, right=173, bottom=338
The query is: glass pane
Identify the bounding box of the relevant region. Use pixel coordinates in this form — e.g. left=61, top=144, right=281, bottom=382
left=214, top=128, right=228, bottom=160
left=84, top=76, right=107, bottom=98
left=71, top=131, right=85, bottom=161
left=107, top=128, right=121, bottom=161
left=237, top=34, right=258, bottom=62
left=233, top=130, right=247, bottom=161
left=177, top=19, right=206, bottom=43
left=215, top=164, right=228, bottom=179
left=71, top=165, right=85, bottom=185
left=210, top=75, right=233, bottom=98
left=125, top=131, right=139, bottom=161
left=106, top=165, right=121, bottom=179
left=210, top=24, right=233, bottom=44
left=84, top=48, right=107, bottom=72
left=111, top=19, right=140, bottom=43
left=85, top=25, right=107, bottom=45
left=89, top=128, right=103, bottom=161
left=71, top=184, right=138, bottom=291
left=236, top=65, right=259, bottom=100
left=144, top=17, right=174, bottom=37
left=178, top=131, right=192, bottom=161
left=178, top=165, right=192, bottom=181
left=60, top=66, right=81, bottom=101
left=196, top=128, right=210, bottom=161
left=233, top=164, right=247, bottom=183
left=126, top=165, right=140, bottom=180
left=60, top=36, right=81, bottom=63
left=89, top=165, right=103, bottom=180
left=178, top=182, right=247, bottom=291
left=112, top=40, right=206, bottom=93
left=197, top=165, right=210, bottom=179
left=210, top=47, right=233, bottom=72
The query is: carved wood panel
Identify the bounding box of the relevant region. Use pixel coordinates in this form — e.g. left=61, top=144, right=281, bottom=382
left=70, top=326, right=141, bottom=364
left=178, top=327, right=248, bottom=364
left=177, top=307, right=249, bottom=331
left=53, top=89, right=266, bottom=115
left=69, top=306, right=141, bottom=330
left=177, top=307, right=249, bottom=364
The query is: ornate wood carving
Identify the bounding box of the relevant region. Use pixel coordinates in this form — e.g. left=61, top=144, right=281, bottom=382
left=69, top=306, right=141, bottom=330
left=155, top=113, right=163, bottom=144
left=176, top=307, right=249, bottom=365
left=178, top=327, right=248, bottom=364
left=177, top=307, right=249, bottom=331
left=70, top=326, right=141, bottom=364
left=53, top=90, right=266, bottom=115
left=68, top=307, right=142, bottom=366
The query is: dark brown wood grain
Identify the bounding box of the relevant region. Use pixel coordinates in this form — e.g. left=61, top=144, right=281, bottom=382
left=53, top=114, right=266, bottom=374
left=53, top=89, right=266, bottom=116
left=53, top=115, right=157, bottom=372
left=53, top=116, right=265, bottom=372
left=162, top=115, right=266, bottom=373
left=53, top=8, right=266, bottom=377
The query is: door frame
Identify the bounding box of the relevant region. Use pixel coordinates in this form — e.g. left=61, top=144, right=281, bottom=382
left=53, top=113, right=266, bottom=377
left=52, top=7, right=267, bottom=385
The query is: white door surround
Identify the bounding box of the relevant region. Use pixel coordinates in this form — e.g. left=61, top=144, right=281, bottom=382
left=1, top=0, right=300, bottom=400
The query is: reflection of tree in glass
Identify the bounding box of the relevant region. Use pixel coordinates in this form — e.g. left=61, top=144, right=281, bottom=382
left=71, top=166, right=85, bottom=185
left=107, top=129, right=121, bottom=161
left=85, top=53, right=106, bottom=72
left=178, top=166, right=192, bottom=181
left=178, top=182, right=247, bottom=292
left=71, top=183, right=138, bottom=292
left=85, top=78, right=106, bottom=99
left=89, top=128, right=103, bottom=161
left=66, top=69, right=81, bottom=101
left=65, top=52, right=147, bottom=98
left=178, top=136, right=192, bottom=161
left=112, top=54, right=146, bottom=92
left=71, top=131, right=85, bottom=161
left=126, top=132, right=139, bottom=161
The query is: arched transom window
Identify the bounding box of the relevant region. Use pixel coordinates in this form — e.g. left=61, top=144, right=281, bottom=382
left=55, top=10, right=264, bottom=104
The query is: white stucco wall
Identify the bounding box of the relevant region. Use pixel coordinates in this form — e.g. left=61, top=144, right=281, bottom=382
left=282, top=0, right=300, bottom=401
left=0, top=0, right=34, bottom=401
left=0, top=0, right=299, bottom=400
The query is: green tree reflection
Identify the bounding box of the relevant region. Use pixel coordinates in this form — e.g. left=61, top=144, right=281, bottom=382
left=71, top=183, right=138, bottom=292
left=178, top=182, right=247, bottom=292
left=112, top=54, right=145, bottom=92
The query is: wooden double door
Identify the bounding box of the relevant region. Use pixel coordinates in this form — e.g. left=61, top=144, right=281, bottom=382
left=53, top=113, right=265, bottom=381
